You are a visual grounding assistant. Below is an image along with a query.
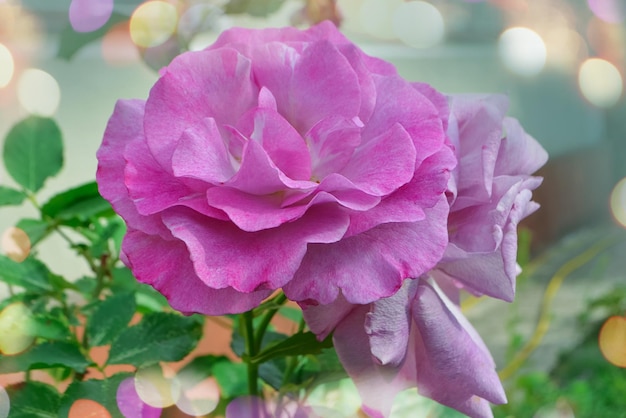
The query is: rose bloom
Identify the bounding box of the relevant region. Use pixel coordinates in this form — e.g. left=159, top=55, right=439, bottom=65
left=96, top=21, right=455, bottom=315
left=303, top=93, right=547, bottom=418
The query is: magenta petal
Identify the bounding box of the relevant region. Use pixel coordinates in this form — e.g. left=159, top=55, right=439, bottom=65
left=123, top=229, right=271, bottom=315
left=96, top=99, right=169, bottom=237
left=144, top=48, right=257, bottom=169
left=116, top=377, right=161, bottom=418
left=252, top=40, right=361, bottom=133
left=341, top=123, right=416, bottom=196
left=411, top=280, right=506, bottom=416
left=284, top=196, right=449, bottom=305
left=162, top=205, right=349, bottom=292
left=236, top=107, right=312, bottom=180
left=172, top=117, right=236, bottom=184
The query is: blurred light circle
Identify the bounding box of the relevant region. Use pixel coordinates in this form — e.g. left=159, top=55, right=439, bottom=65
left=598, top=315, right=626, bottom=367
left=175, top=376, right=220, bottom=416
left=68, top=399, right=111, bottom=418
left=498, top=27, right=547, bottom=77
left=69, top=0, right=114, bottom=33
left=578, top=58, right=623, bottom=107
left=134, top=365, right=180, bottom=408
left=116, top=377, right=162, bottom=418
left=0, top=43, right=14, bottom=88
left=359, top=0, right=402, bottom=40
left=587, top=0, right=625, bottom=23
left=0, top=385, right=9, bottom=418
left=102, top=22, right=140, bottom=66
left=130, top=1, right=178, bottom=48
left=610, top=177, right=626, bottom=227
left=0, top=302, right=34, bottom=355
left=1, top=227, right=31, bottom=263
left=392, top=1, right=444, bottom=49
left=17, top=68, right=61, bottom=116
left=178, top=4, right=221, bottom=43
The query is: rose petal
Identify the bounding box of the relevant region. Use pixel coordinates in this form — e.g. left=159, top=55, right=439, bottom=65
left=144, top=48, right=257, bottom=169
left=495, top=117, right=549, bottom=177
left=162, top=205, right=349, bottom=292
left=284, top=196, right=449, bottom=305
left=122, top=229, right=271, bottom=315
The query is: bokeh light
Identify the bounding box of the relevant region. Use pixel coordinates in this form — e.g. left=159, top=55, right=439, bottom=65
left=129, top=1, right=179, bottom=49
left=587, top=0, right=625, bottom=24
left=102, top=22, right=140, bottom=66
left=2, top=227, right=31, bottom=263
left=498, top=27, right=547, bottom=77
left=0, top=43, right=14, bottom=88
left=17, top=68, right=61, bottom=116
left=598, top=316, right=626, bottom=367
left=134, top=365, right=180, bottom=409
left=116, top=377, right=161, bottom=418
left=69, top=0, right=114, bottom=33
left=610, top=177, right=626, bottom=227
left=175, top=376, right=220, bottom=416
left=392, top=1, right=445, bottom=49
left=0, top=385, right=9, bottom=418
left=358, top=0, right=402, bottom=40
left=68, top=399, right=111, bottom=418
left=578, top=58, right=623, bottom=107
left=0, top=302, right=34, bottom=355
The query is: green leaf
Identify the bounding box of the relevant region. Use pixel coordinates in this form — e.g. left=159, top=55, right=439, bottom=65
left=41, top=181, right=114, bottom=225
left=2, top=117, right=63, bottom=193
left=57, top=13, right=129, bottom=60
left=86, top=292, right=136, bottom=346
left=250, top=332, right=333, bottom=365
left=212, top=361, right=248, bottom=398
left=0, top=255, right=53, bottom=292
left=107, top=312, right=202, bottom=367
left=15, top=218, right=51, bottom=246
left=278, top=306, right=303, bottom=323
left=27, top=314, right=72, bottom=341
left=0, top=341, right=91, bottom=373
left=0, top=186, right=25, bottom=206
left=58, top=373, right=132, bottom=418
left=177, top=354, right=230, bottom=386
left=5, top=381, right=61, bottom=418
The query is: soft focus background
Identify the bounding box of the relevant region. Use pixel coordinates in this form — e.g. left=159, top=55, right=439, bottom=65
left=1, top=0, right=626, bottom=416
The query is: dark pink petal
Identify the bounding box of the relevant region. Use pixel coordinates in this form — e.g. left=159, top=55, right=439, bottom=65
left=235, top=107, right=312, bottom=180
left=341, top=123, right=416, bottom=196
left=223, top=139, right=316, bottom=195
left=171, top=117, right=236, bottom=184
left=251, top=40, right=361, bottom=133
left=124, top=134, right=229, bottom=221
left=144, top=48, right=257, bottom=169
left=345, top=145, right=455, bottom=237
left=363, top=75, right=445, bottom=164
left=96, top=99, right=169, bottom=237
left=116, top=377, right=162, bottom=418
left=162, top=205, right=349, bottom=292
left=411, top=82, right=450, bottom=133
left=410, top=280, right=506, bottom=417
left=122, top=229, right=271, bottom=315
left=306, top=115, right=362, bottom=181
left=284, top=196, right=449, bottom=305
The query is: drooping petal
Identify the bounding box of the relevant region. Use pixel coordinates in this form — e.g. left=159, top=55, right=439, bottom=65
left=410, top=280, right=506, bottom=417
left=495, top=117, right=549, bottom=177
left=122, top=229, right=271, bottom=315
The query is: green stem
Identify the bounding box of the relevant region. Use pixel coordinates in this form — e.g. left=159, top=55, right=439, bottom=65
left=253, top=292, right=287, bottom=352
left=242, top=310, right=259, bottom=397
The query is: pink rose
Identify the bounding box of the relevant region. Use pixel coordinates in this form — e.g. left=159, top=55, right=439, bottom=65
left=303, top=94, right=547, bottom=418
left=96, top=22, right=455, bottom=315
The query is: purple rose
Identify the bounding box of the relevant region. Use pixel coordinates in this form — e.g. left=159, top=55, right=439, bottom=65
left=303, top=94, right=547, bottom=417
left=96, top=22, right=455, bottom=315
